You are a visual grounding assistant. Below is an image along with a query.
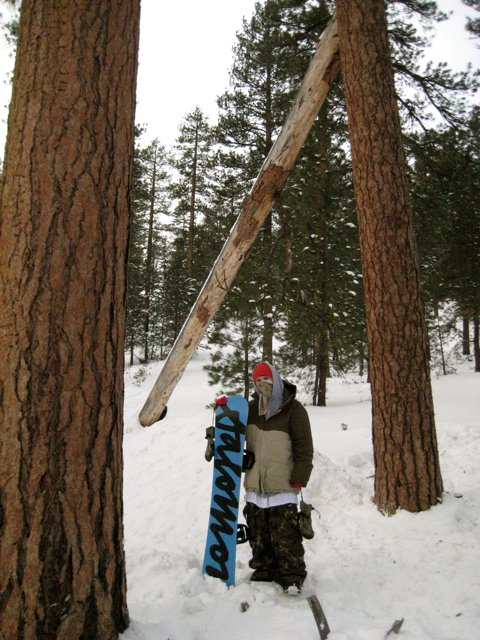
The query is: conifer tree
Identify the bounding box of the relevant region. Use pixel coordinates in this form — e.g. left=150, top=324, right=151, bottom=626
left=200, top=153, right=263, bottom=392
left=127, top=137, right=170, bottom=363
left=219, top=1, right=364, bottom=399
left=0, top=2, right=140, bottom=635
left=154, top=107, right=218, bottom=353
left=202, top=0, right=474, bottom=399
left=205, top=287, right=264, bottom=398
left=462, top=0, right=480, bottom=41
left=170, top=107, right=215, bottom=275
left=412, top=109, right=480, bottom=371
left=216, top=0, right=300, bottom=362
left=127, top=134, right=149, bottom=364
left=142, top=139, right=170, bottom=362
left=279, top=105, right=364, bottom=402
left=336, top=0, right=443, bottom=514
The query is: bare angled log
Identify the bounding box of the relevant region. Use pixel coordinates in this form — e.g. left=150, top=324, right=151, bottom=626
left=139, top=15, right=339, bottom=427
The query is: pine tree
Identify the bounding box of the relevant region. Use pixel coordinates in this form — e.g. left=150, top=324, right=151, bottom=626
left=185, top=0, right=474, bottom=400
left=386, top=0, right=477, bottom=129
left=216, top=0, right=302, bottom=362
left=170, top=107, right=215, bottom=274
left=0, top=1, right=139, bottom=636
left=200, top=150, right=264, bottom=393
left=278, top=107, right=365, bottom=401
left=462, top=0, right=480, bottom=40
left=126, top=132, right=150, bottom=364
left=160, top=234, right=197, bottom=352
left=336, top=0, right=443, bottom=514
left=205, top=288, right=264, bottom=398
left=141, top=139, right=170, bottom=362
left=154, top=107, right=219, bottom=352
left=126, top=137, right=170, bottom=363
left=412, top=109, right=480, bottom=371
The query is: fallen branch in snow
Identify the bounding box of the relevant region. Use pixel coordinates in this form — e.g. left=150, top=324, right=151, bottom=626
left=385, top=618, right=405, bottom=637
left=307, top=594, right=331, bottom=639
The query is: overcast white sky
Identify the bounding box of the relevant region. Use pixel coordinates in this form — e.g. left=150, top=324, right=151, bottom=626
left=0, top=0, right=478, bottom=157
left=135, top=0, right=258, bottom=145
left=135, top=0, right=479, bottom=146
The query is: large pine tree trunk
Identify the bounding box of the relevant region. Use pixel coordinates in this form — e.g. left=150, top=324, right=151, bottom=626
left=0, top=2, right=140, bottom=638
left=335, top=0, right=443, bottom=514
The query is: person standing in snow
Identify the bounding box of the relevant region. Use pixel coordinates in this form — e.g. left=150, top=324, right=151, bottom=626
left=243, top=361, right=314, bottom=593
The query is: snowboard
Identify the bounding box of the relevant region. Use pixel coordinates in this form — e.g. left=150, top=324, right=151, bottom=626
left=202, top=395, right=248, bottom=587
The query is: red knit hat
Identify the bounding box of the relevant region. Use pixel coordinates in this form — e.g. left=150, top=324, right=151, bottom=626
left=253, top=362, right=273, bottom=382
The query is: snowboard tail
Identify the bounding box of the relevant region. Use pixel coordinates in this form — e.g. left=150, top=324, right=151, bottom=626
left=202, top=395, right=248, bottom=586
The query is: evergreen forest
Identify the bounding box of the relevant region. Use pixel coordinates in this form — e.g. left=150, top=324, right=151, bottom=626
left=126, top=1, right=479, bottom=403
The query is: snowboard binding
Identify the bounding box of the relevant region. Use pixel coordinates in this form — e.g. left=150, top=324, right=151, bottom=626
left=204, top=426, right=215, bottom=461
left=236, top=523, right=250, bottom=545
left=204, top=426, right=255, bottom=470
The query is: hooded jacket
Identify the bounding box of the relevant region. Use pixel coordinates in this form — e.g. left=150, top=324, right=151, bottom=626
left=244, top=364, right=313, bottom=494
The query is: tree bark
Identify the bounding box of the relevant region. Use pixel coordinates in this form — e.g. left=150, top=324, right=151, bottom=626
left=335, top=0, right=443, bottom=514
left=0, top=2, right=139, bottom=638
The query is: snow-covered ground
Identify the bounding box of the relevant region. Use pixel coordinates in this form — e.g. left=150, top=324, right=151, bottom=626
left=121, top=350, right=479, bottom=640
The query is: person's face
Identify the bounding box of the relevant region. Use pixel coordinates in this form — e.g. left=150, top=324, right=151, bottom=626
left=255, top=376, right=273, bottom=398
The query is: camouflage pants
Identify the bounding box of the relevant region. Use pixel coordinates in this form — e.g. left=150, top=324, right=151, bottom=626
left=243, top=502, right=307, bottom=586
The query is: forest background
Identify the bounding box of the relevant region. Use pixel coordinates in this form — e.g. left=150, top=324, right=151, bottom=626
left=1, top=0, right=479, bottom=405
left=127, top=0, right=480, bottom=406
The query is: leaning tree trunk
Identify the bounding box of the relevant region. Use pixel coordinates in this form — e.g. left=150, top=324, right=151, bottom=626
left=335, top=0, right=443, bottom=514
left=139, top=16, right=340, bottom=426
left=0, top=2, right=140, bottom=639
